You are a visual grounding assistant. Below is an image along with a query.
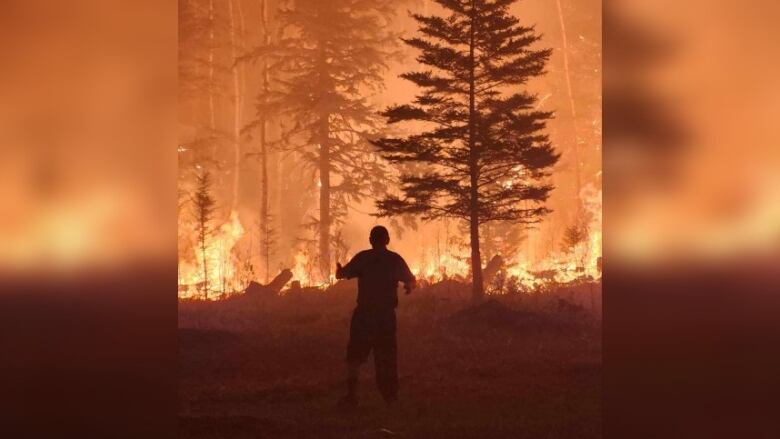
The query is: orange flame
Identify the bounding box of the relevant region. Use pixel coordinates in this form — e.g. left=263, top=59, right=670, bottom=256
left=178, top=186, right=601, bottom=299
left=178, top=211, right=245, bottom=299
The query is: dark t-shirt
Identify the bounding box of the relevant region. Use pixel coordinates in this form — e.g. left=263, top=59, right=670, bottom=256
left=340, top=248, right=415, bottom=310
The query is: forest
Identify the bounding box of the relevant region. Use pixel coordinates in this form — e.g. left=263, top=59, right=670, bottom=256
left=178, top=0, right=600, bottom=298
left=179, top=0, right=601, bottom=437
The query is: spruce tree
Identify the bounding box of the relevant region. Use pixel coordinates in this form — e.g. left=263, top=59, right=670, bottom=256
left=374, top=0, right=560, bottom=299
left=193, top=170, right=216, bottom=298
left=242, top=0, right=399, bottom=282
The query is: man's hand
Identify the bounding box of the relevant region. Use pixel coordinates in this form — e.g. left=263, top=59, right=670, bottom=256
left=403, top=279, right=417, bottom=295
left=335, top=262, right=344, bottom=280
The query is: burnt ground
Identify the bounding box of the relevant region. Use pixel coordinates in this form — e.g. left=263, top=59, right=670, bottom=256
left=179, top=281, right=601, bottom=438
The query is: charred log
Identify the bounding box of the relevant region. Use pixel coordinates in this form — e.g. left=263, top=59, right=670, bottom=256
left=245, top=269, right=292, bottom=295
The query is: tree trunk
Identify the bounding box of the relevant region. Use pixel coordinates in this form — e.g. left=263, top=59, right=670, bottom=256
left=199, top=222, right=209, bottom=299
left=276, top=124, right=286, bottom=261
left=555, top=0, right=582, bottom=200
left=468, top=1, right=484, bottom=300
left=260, top=112, right=269, bottom=282
left=469, top=217, right=483, bottom=298
left=208, top=0, right=216, bottom=132
left=318, top=115, right=331, bottom=282
left=316, top=39, right=331, bottom=283
left=228, top=0, right=244, bottom=211
left=275, top=118, right=289, bottom=264
left=259, top=0, right=271, bottom=282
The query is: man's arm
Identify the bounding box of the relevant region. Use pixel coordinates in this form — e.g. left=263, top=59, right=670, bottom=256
left=336, top=252, right=362, bottom=280
left=397, top=256, right=417, bottom=294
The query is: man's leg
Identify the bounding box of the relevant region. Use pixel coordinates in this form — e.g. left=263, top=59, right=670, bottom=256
left=343, top=308, right=370, bottom=406
left=345, top=360, right=360, bottom=403
left=374, top=312, right=398, bottom=403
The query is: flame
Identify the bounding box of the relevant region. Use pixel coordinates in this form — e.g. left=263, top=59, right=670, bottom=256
left=177, top=186, right=601, bottom=298
left=411, top=249, right=470, bottom=283
left=582, top=184, right=603, bottom=278
left=406, top=184, right=603, bottom=292
left=289, top=249, right=334, bottom=289
left=290, top=251, right=310, bottom=286
left=503, top=185, right=602, bottom=290
left=178, top=211, right=246, bottom=299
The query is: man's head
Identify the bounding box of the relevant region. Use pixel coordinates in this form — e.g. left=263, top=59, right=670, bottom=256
left=369, top=225, right=390, bottom=249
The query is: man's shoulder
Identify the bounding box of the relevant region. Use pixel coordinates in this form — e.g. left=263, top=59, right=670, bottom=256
left=353, top=249, right=372, bottom=259
left=387, top=250, right=406, bottom=261
left=356, top=248, right=406, bottom=261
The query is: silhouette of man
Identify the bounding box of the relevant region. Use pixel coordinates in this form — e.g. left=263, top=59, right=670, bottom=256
left=335, top=225, right=416, bottom=406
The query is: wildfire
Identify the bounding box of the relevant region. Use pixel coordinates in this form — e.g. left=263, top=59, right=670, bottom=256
left=290, top=251, right=311, bottom=286
left=288, top=249, right=336, bottom=289
left=283, top=186, right=602, bottom=294
left=177, top=187, right=601, bottom=299
left=505, top=184, right=602, bottom=290
left=412, top=250, right=470, bottom=283
left=178, top=211, right=246, bottom=299
left=407, top=184, right=603, bottom=292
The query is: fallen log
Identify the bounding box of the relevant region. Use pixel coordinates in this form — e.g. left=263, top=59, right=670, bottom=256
left=245, top=269, right=293, bottom=296
left=267, top=269, right=293, bottom=293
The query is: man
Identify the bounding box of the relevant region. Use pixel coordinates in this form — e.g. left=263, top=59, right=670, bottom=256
left=335, top=225, right=416, bottom=406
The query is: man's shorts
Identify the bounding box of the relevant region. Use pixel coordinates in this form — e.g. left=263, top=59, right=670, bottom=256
left=346, top=307, right=396, bottom=364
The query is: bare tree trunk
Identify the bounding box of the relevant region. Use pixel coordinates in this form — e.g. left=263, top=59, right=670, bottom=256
left=555, top=0, right=582, bottom=199
left=259, top=111, right=270, bottom=283
left=468, top=1, right=484, bottom=300
left=200, top=240, right=208, bottom=299
left=316, top=38, right=332, bottom=283
left=318, top=115, right=331, bottom=282
left=276, top=124, right=285, bottom=261
left=259, top=0, right=271, bottom=282
left=204, top=0, right=215, bottom=298
left=208, top=0, right=216, bottom=132
left=198, top=213, right=210, bottom=299
left=228, top=0, right=244, bottom=210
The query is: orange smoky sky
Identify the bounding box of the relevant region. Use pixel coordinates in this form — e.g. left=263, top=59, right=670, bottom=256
left=0, top=1, right=177, bottom=276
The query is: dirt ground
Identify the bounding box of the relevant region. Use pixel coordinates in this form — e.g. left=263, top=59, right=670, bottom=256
left=178, top=280, right=601, bottom=438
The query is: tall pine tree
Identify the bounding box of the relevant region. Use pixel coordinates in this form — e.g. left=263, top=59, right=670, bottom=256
left=374, top=0, right=559, bottom=299
left=242, top=0, right=398, bottom=281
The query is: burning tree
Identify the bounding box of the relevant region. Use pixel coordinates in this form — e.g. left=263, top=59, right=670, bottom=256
left=374, top=0, right=560, bottom=299
left=193, top=170, right=217, bottom=298
left=241, top=0, right=400, bottom=282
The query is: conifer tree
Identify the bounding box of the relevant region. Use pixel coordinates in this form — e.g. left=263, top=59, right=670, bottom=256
left=243, top=0, right=399, bottom=281
left=374, top=0, right=560, bottom=299
left=193, top=170, right=216, bottom=298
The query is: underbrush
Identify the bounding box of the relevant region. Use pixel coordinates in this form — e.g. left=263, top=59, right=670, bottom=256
left=179, top=280, right=601, bottom=438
